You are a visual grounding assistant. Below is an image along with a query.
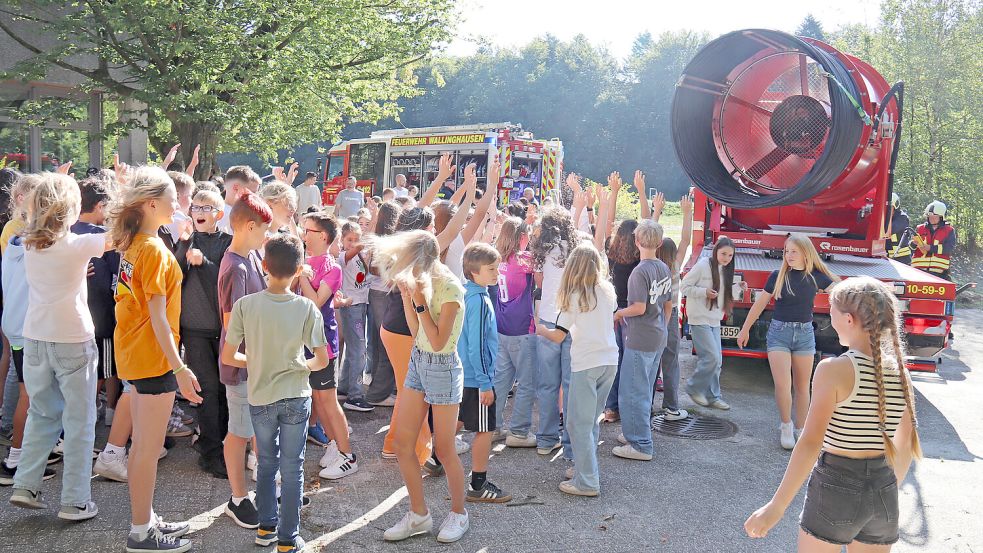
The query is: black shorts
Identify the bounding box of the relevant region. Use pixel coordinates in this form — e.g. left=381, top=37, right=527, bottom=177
left=800, top=451, right=899, bottom=545
left=97, top=337, right=117, bottom=379
left=129, top=372, right=178, bottom=395
left=11, top=347, right=23, bottom=383
left=309, top=358, right=337, bottom=391
left=458, top=387, right=496, bottom=433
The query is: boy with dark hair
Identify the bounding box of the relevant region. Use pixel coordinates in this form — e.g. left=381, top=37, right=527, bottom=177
left=218, top=191, right=273, bottom=528
left=458, top=243, right=511, bottom=503
left=222, top=233, right=329, bottom=553
left=176, top=189, right=232, bottom=477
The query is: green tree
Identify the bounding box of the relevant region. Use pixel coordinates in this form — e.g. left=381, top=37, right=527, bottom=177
left=796, top=14, right=827, bottom=41
left=0, top=0, right=455, bottom=178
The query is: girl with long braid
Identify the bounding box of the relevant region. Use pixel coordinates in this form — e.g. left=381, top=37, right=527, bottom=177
left=745, top=276, right=922, bottom=550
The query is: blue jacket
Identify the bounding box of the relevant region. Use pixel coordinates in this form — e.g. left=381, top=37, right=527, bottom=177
left=458, top=279, right=498, bottom=391
left=1, top=236, right=29, bottom=347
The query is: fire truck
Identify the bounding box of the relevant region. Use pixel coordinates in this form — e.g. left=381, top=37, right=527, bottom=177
left=671, top=29, right=954, bottom=371
left=318, top=123, right=563, bottom=207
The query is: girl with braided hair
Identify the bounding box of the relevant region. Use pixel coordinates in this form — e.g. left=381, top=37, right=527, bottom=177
left=745, top=276, right=922, bottom=550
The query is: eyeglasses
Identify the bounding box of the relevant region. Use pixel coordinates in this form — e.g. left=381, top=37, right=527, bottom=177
left=302, top=227, right=324, bottom=235
left=189, top=205, right=218, bottom=213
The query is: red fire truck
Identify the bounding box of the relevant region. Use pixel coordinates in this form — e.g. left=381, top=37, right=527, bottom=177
left=319, top=123, right=563, bottom=207
left=671, top=29, right=954, bottom=371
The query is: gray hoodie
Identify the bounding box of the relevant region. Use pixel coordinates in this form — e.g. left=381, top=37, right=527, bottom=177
left=2, top=236, right=29, bottom=347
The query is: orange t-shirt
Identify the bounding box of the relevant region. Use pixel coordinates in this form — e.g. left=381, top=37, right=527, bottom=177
left=114, top=233, right=182, bottom=380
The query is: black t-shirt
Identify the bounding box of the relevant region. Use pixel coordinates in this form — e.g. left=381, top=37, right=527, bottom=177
left=765, top=269, right=834, bottom=323
left=382, top=290, right=412, bottom=336
left=611, top=260, right=640, bottom=309
left=70, top=222, right=120, bottom=338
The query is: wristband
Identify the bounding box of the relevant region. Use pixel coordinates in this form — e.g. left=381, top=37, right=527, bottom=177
left=173, top=364, right=189, bottom=375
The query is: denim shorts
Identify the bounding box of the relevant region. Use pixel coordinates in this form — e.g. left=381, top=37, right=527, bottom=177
left=225, top=381, right=255, bottom=438
left=766, top=320, right=816, bottom=355
left=800, top=452, right=899, bottom=545
left=404, top=347, right=463, bottom=405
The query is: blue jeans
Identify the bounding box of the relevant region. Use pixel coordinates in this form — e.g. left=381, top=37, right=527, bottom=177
left=604, top=322, right=628, bottom=412
left=619, top=346, right=664, bottom=455
left=14, top=339, right=97, bottom=507
left=658, top=307, right=681, bottom=411
left=337, top=303, right=367, bottom=401
left=535, top=319, right=571, bottom=458
left=567, top=365, right=616, bottom=492
left=687, top=325, right=723, bottom=401
left=493, top=333, right=538, bottom=436
left=1, top=356, right=19, bottom=432
left=250, top=396, right=311, bottom=544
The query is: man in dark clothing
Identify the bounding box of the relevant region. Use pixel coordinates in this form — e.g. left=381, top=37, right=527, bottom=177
left=887, top=193, right=912, bottom=265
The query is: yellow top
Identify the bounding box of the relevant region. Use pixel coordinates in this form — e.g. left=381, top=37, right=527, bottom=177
left=0, top=219, right=25, bottom=255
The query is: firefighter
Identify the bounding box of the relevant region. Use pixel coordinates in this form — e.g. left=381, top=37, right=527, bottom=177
left=886, top=193, right=912, bottom=265
left=911, top=200, right=956, bottom=280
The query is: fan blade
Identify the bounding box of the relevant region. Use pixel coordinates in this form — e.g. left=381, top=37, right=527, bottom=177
left=746, top=147, right=792, bottom=180
left=729, top=96, right=773, bottom=117
left=799, top=54, right=809, bottom=96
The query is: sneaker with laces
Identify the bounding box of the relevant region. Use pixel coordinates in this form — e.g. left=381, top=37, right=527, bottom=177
left=436, top=510, right=470, bottom=543
left=662, top=408, right=690, bottom=422
left=687, top=391, right=709, bottom=407
left=172, top=405, right=194, bottom=426
left=383, top=510, right=433, bottom=541
left=166, top=416, right=193, bottom=438
left=708, top=398, right=731, bottom=410
left=612, top=444, right=653, bottom=461
left=370, top=395, right=396, bottom=407
left=536, top=442, right=561, bottom=456
left=0, top=461, right=56, bottom=486
left=319, top=452, right=358, bottom=480
left=126, top=525, right=192, bottom=553
left=454, top=435, right=470, bottom=455
left=466, top=480, right=512, bottom=503
left=255, top=526, right=277, bottom=546
left=275, top=536, right=305, bottom=553
left=617, top=433, right=628, bottom=445
left=343, top=398, right=375, bottom=412
left=58, top=501, right=98, bottom=521
left=94, top=451, right=128, bottom=482
left=505, top=432, right=536, bottom=448
left=780, top=422, right=795, bottom=450
left=9, top=488, right=47, bottom=509
left=154, top=519, right=190, bottom=538
left=559, top=480, right=599, bottom=497
left=423, top=457, right=444, bottom=477
left=306, top=423, right=329, bottom=447
left=318, top=441, right=340, bottom=468
left=224, top=496, right=259, bottom=529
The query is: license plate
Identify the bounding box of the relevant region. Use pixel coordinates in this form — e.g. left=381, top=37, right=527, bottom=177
left=721, top=326, right=740, bottom=339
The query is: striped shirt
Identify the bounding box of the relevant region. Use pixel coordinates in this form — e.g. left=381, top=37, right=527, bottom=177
left=824, top=350, right=907, bottom=451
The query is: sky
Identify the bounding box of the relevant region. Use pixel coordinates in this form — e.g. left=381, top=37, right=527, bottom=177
left=446, top=0, right=882, bottom=59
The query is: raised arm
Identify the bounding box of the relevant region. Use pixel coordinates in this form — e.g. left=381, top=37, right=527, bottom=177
left=593, top=185, right=611, bottom=252
left=675, top=193, right=694, bottom=269
left=633, top=170, right=651, bottom=220
left=436, top=164, right=477, bottom=252
left=651, top=191, right=666, bottom=223
left=419, top=153, right=456, bottom=209
left=607, top=171, right=621, bottom=230
left=461, top=157, right=500, bottom=244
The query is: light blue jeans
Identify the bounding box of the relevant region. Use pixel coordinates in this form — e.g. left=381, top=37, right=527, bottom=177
left=337, top=303, right=367, bottom=401
left=536, top=319, right=572, bottom=458
left=1, top=358, right=19, bottom=432
left=619, top=346, right=665, bottom=455
left=658, top=308, right=681, bottom=411
left=567, top=365, right=617, bottom=492
left=493, top=333, right=538, bottom=436
left=14, top=339, right=97, bottom=507
left=250, top=396, right=311, bottom=544
left=687, top=325, right=723, bottom=401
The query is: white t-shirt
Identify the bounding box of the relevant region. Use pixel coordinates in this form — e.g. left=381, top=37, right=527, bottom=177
left=393, top=186, right=409, bottom=198
left=217, top=202, right=234, bottom=234
left=538, top=243, right=567, bottom=323
left=445, top=235, right=466, bottom=283
left=338, top=251, right=370, bottom=305
left=295, top=184, right=322, bottom=215
left=23, top=232, right=106, bottom=343
left=555, top=285, right=619, bottom=372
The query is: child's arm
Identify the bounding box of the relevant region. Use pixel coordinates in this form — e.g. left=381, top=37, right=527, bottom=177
left=461, top=159, right=499, bottom=245
left=307, top=345, right=329, bottom=372
left=745, top=357, right=850, bottom=539
left=633, top=170, right=652, bottom=220
left=148, top=294, right=202, bottom=402
left=436, top=168, right=477, bottom=253
left=614, top=302, right=646, bottom=326
left=298, top=266, right=338, bottom=309
left=220, top=339, right=248, bottom=369
left=593, top=185, right=611, bottom=252
left=675, top=194, right=694, bottom=269
left=536, top=322, right=566, bottom=344
left=419, top=153, right=456, bottom=209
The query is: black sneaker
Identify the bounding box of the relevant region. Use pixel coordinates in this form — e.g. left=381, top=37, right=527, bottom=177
left=198, top=455, right=228, bottom=479
left=126, top=525, right=191, bottom=552
left=47, top=450, right=63, bottom=465
left=466, top=480, right=512, bottom=503
left=423, top=457, right=444, bottom=477
left=0, top=462, right=56, bottom=486
left=342, top=398, right=374, bottom=412
left=224, top=496, right=259, bottom=529
left=277, top=494, right=312, bottom=509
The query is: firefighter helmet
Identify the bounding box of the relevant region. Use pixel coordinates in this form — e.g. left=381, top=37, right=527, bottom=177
left=892, top=193, right=900, bottom=209
left=925, top=200, right=947, bottom=218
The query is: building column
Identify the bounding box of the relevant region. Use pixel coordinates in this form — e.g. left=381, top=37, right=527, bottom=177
left=117, top=98, right=148, bottom=165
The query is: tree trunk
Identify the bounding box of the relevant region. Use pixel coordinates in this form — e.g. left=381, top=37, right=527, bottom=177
left=171, top=120, right=222, bottom=181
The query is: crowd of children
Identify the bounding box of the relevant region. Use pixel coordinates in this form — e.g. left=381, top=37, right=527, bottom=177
left=0, top=151, right=922, bottom=552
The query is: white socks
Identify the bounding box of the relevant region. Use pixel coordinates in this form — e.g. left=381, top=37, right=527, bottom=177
left=104, top=443, right=126, bottom=457
left=6, top=447, right=21, bottom=467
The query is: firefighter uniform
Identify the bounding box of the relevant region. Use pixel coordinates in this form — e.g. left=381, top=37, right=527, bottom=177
left=911, top=201, right=956, bottom=280
left=887, top=194, right=912, bottom=265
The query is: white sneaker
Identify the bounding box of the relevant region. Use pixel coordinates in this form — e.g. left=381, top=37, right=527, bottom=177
left=383, top=510, right=433, bottom=541
left=780, top=422, right=795, bottom=450
left=688, top=391, right=709, bottom=407
left=436, top=510, right=469, bottom=543
left=319, top=441, right=340, bottom=468
left=612, top=444, right=653, bottom=461
left=505, top=432, right=537, bottom=448
left=94, top=451, right=128, bottom=482
left=58, top=501, right=98, bottom=521
left=362, top=372, right=373, bottom=387
left=158, top=447, right=168, bottom=461
left=319, top=452, right=358, bottom=480
left=662, top=409, right=690, bottom=421
left=454, top=436, right=470, bottom=455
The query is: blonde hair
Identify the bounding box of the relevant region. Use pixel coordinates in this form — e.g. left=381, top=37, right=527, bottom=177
left=557, top=243, right=615, bottom=313
left=22, top=173, right=81, bottom=251
left=368, top=229, right=455, bottom=301
left=495, top=216, right=528, bottom=263
left=634, top=219, right=664, bottom=250
left=260, top=181, right=298, bottom=214
left=9, top=172, right=41, bottom=223
left=108, top=166, right=174, bottom=252
left=829, top=276, right=922, bottom=466
left=193, top=189, right=223, bottom=207
left=773, top=233, right=839, bottom=300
